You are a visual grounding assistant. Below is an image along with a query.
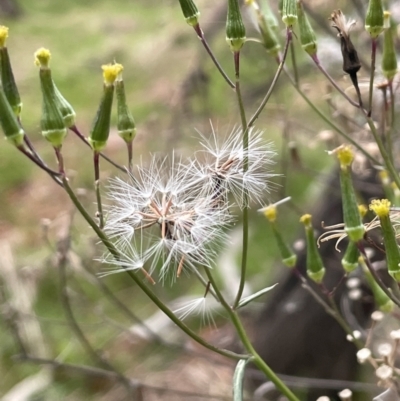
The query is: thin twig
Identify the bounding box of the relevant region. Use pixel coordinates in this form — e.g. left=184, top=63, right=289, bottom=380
left=193, top=24, right=235, bottom=89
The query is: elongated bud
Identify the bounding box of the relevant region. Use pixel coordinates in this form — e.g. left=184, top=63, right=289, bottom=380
left=382, top=12, right=397, bottom=81
left=53, top=84, right=76, bottom=128
left=88, top=64, right=121, bottom=152
left=115, top=66, right=136, bottom=143
left=260, top=0, right=279, bottom=31
left=360, top=257, right=394, bottom=312
left=0, top=84, right=24, bottom=146
left=226, top=0, right=246, bottom=52
left=35, top=49, right=75, bottom=127
left=300, top=214, right=325, bottom=283
left=336, top=146, right=365, bottom=242
left=365, top=0, right=384, bottom=39
left=0, top=26, right=22, bottom=117
left=342, top=241, right=359, bottom=273
left=297, top=1, right=317, bottom=56
left=281, top=0, right=297, bottom=27
left=178, top=0, right=200, bottom=27
left=35, top=48, right=67, bottom=148
left=262, top=205, right=297, bottom=267
left=246, top=0, right=280, bottom=55
left=369, top=199, right=400, bottom=281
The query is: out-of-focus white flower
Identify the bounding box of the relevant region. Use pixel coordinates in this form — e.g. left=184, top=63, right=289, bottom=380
left=190, top=126, right=276, bottom=208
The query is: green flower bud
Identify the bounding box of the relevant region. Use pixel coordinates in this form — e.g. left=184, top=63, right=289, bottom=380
left=365, top=0, right=384, bottom=39
left=88, top=64, right=121, bottom=152
left=226, top=0, right=246, bottom=52
left=361, top=257, right=394, bottom=312
left=272, top=224, right=297, bottom=267
left=281, top=0, right=297, bottom=27
left=297, top=1, right=317, bottom=56
left=53, top=84, right=76, bottom=128
left=0, top=83, right=24, bottom=146
left=0, top=27, right=22, bottom=117
left=382, top=12, right=397, bottom=81
left=259, top=0, right=279, bottom=31
left=35, top=48, right=67, bottom=148
left=369, top=199, right=400, bottom=281
left=300, top=214, right=325, bottom=283
left=249, top=0, right=281, bottom=55
left=341, top=241, right=359, bottom=273
left=116, top=75, right=136, bottom=143
left=178, top=0, right=200, bottom=27
left=336, top=147, right=365, bottom=242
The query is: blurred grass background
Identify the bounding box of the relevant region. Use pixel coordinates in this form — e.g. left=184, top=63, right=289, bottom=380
left=0, top=0, right=346, bottom=399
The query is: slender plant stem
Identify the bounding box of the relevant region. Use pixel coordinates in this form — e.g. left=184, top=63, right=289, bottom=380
left=292, top=270, right=363, bottom=347
left=248, top=28, right=292, bottom=128
left=61, top=177, right=246, bottom=360
left=82, top=261, right=163, bottom=343
left=290, top=40, right=299, bottom=86
left=387, top=81, right=395, bottom=165
left=283, top=68, right=380, bottom=166
left=70, top=125, right=127, bottom=173
left=193, top=24, right=235, bottom=89
left=368, top=39, right=377, bottom=115
left=232, top=309, right=300, bottom=401
left=233, top=49, right=249, bottom=309
left=311, top=55, right=362, bottom=109
left=357, top=242, right=400, bottom=308
left=126, top=140, right=133, bottom=173
left=94, top=151, right=104, bottom=229
left=203, top=267, right=300, bottom=401
left=17, top=145, right=63, bottom=181
left=54, top=146, right=65, bottom=175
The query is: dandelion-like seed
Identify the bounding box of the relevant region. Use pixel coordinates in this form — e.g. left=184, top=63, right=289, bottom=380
left=103, top=155, right=231, bottom=282
left=190, top=126, right=276, bottom=208
left=173, top=295, right=218, bottom=327
left=101, top=127, right=276, bottom=282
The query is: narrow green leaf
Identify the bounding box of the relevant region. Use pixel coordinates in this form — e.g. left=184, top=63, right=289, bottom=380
left=238, top=284, right=278, bottom=309
left=233, top=359, right=248, bottom=401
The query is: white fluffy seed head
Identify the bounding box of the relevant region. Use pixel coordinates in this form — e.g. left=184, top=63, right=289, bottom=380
left=101, top=127, right=276, bottom=282
left=191, top=126, right=277, bottom=208
left=102, top=154, right=233, bottom=282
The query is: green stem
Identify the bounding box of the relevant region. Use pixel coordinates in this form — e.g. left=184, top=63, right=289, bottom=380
left=94, top=152, right=104, bottom=229
left=290, top=39, right=299, bottom=86
left=248, top=27, right=292, bottom=128
left=357, top=241, right=400, bottom=308
left=193, top=24, right=235, bottom=89
left=311, top=55, right=362, bottom=109
left=387, top=81, right=395, bottom=165
left=61, top=176, right=246, bottom=361
left=233, top=49, right=249, bottom=308
left=368, top=39, right=377, bottom=115
left=203, top=267, right=300, bottom=401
